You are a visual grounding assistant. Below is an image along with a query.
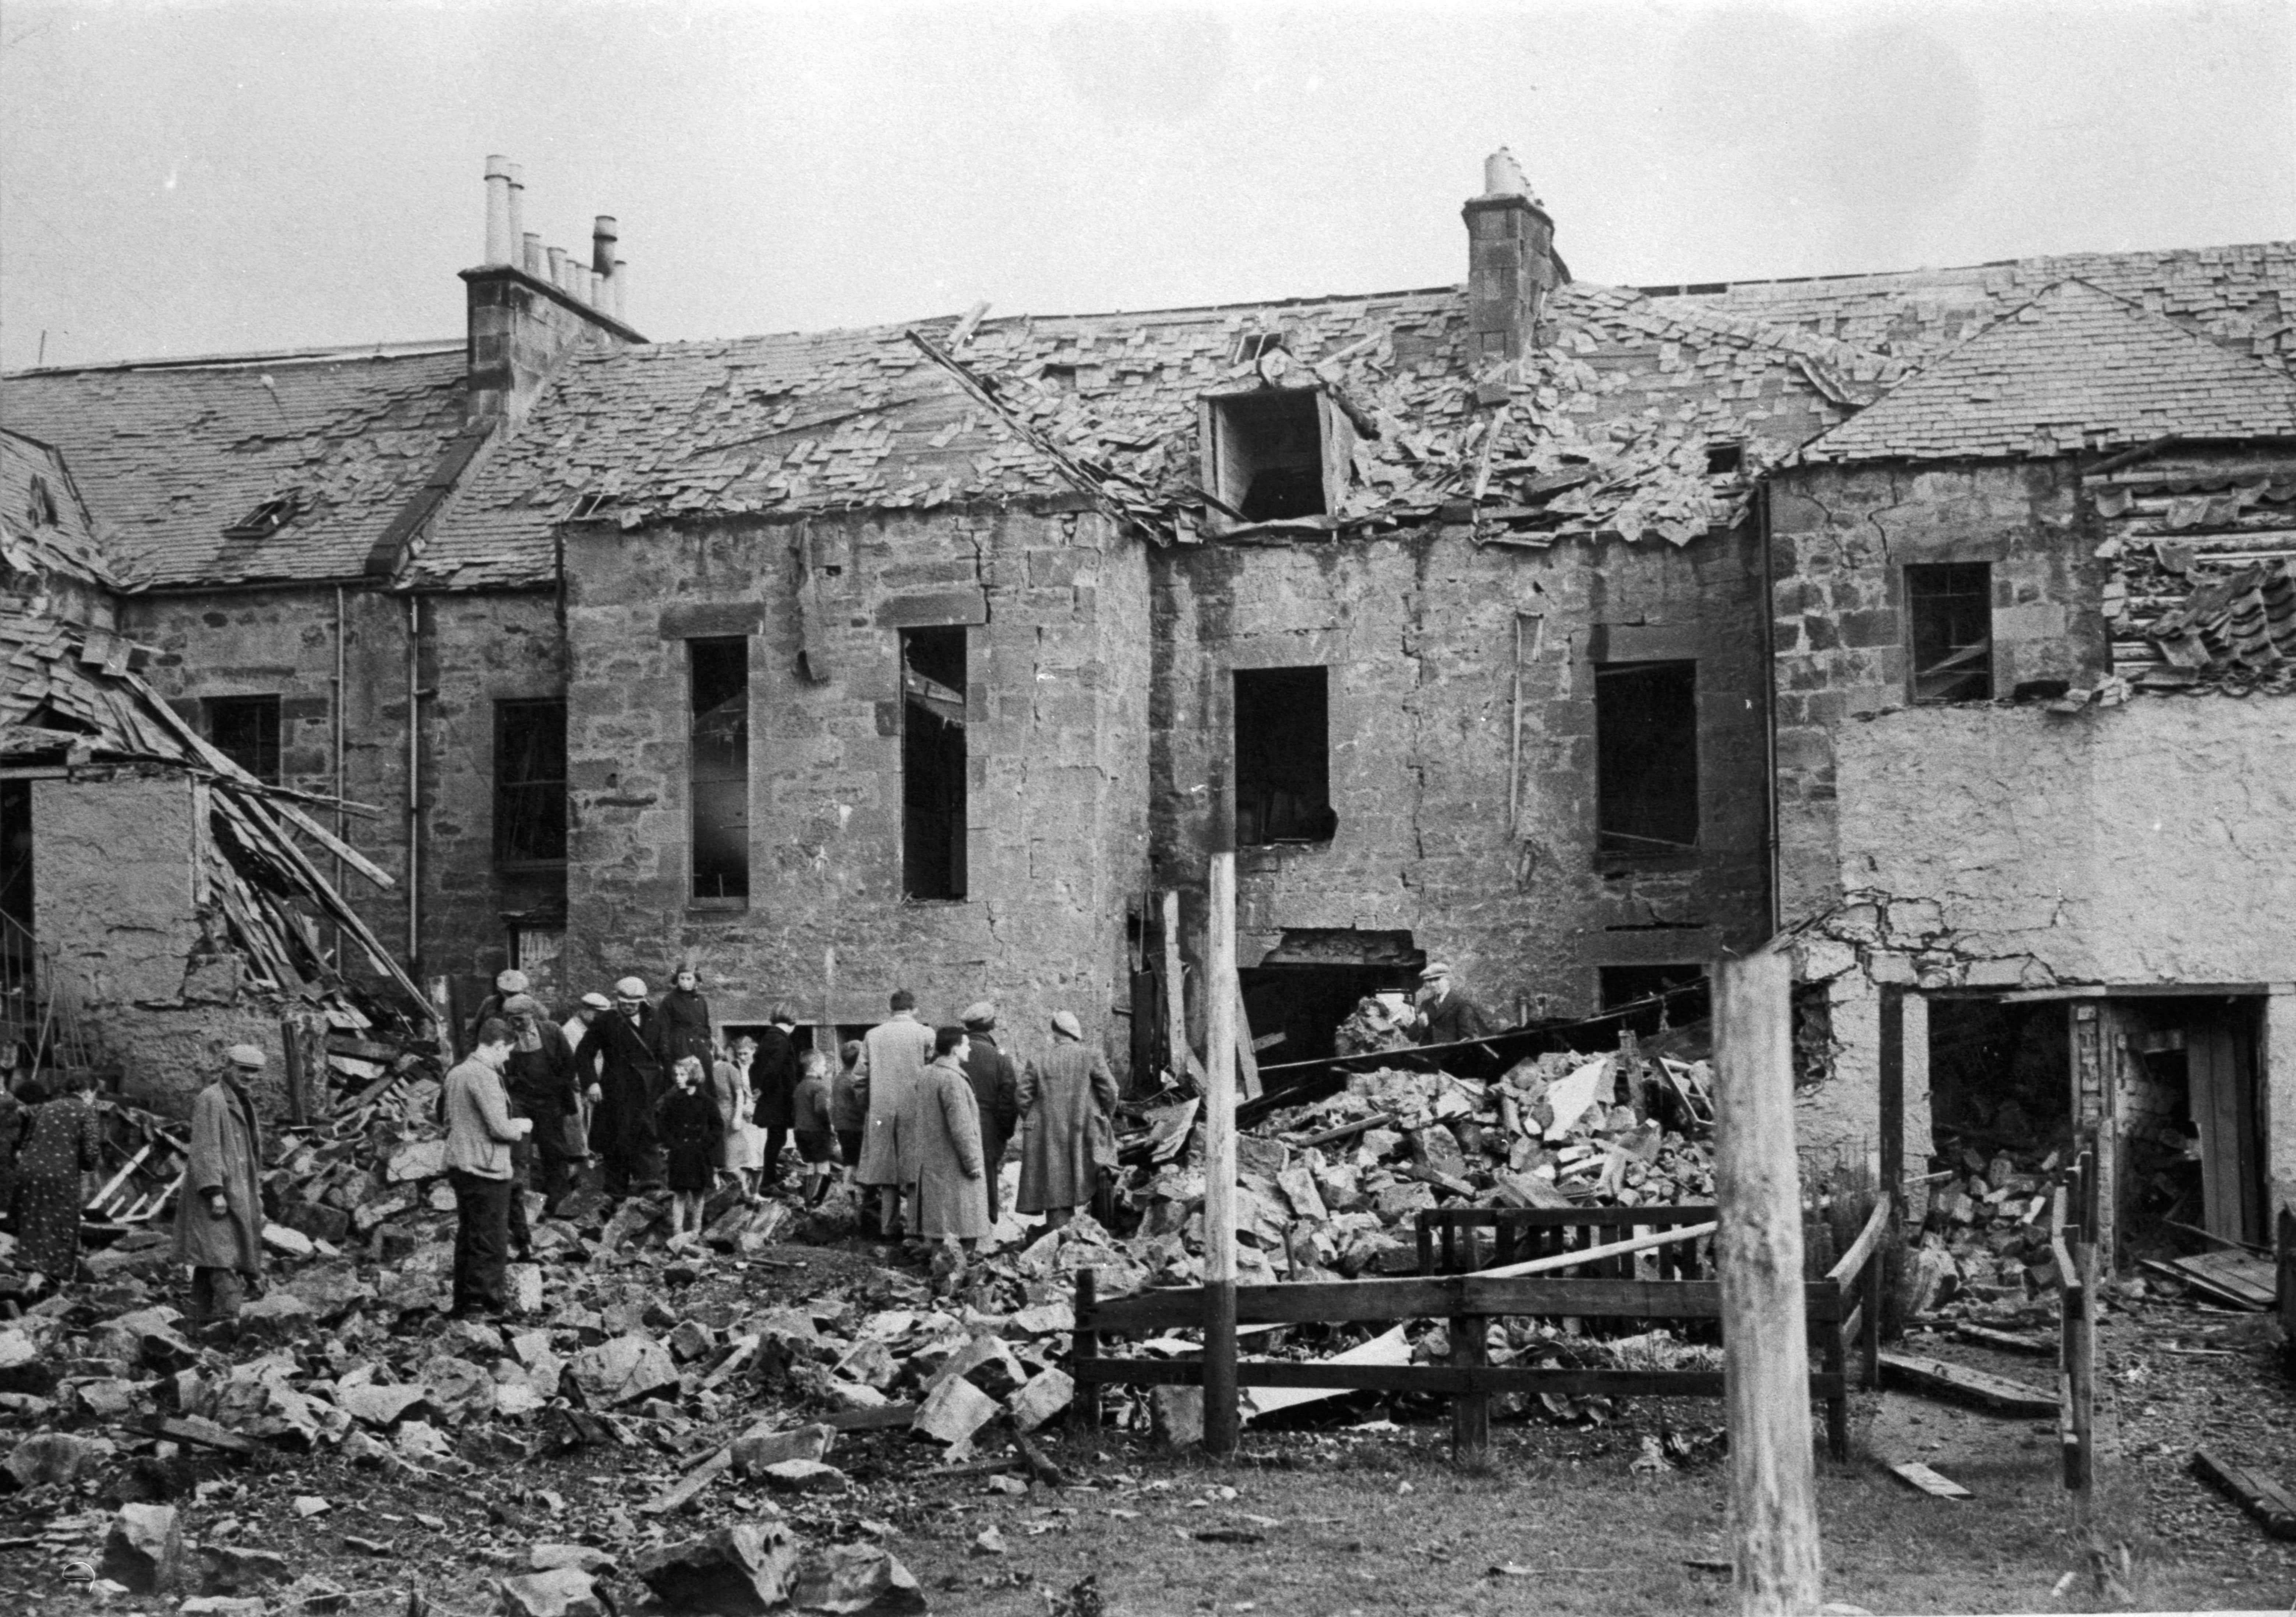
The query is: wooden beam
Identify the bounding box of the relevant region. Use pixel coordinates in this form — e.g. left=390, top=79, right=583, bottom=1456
left=1202, top=852, right=1239, bottom=1457
left=1878, top=1351, right=2056, bottom=1417
left=1231, top=976, right=1263, bottom=1102
left=1162, top=890, right=1188, bottom=1086
left=2193, top=1448, right=2296, bottom=1539
left=1480, top=1220, right=1717, bottom=1279
left=1714, top=946, right=1822, bottom=1617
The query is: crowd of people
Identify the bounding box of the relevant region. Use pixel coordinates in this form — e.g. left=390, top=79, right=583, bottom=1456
left=421, top=969, right=1121, bottom=1322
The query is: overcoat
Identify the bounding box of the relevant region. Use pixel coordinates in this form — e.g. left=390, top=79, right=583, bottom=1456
left=1015, top=1040, right=1117, bottom=1214
left=853, top=1013, right=935, bottom=1186
left=655, top=987, right=716, bottom=1072
left=714, top=1057, right=760, bottom=1171
left=173, top=1078, right=264, bottom=1274
left=906, top=1057, right=989, bottom=1241
left=748, top=1024, right=801, bottom=1131
left=1418, top=989, right=1495, bottom=1047
left=504, top=1022, right=579, bottom=1121
left=584, top=1005, right=664, bottom=1156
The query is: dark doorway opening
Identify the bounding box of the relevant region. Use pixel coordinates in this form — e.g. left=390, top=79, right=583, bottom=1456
left=902, top=627, right=968, bottom=901
left=1598, top=963, right=1709, bottom=1039
left=1239, top=928, right=1425, bottom=1069
left=2114, top=996, right=2265, bottom=1251
left=1234, top=666, right=1334, bottom=846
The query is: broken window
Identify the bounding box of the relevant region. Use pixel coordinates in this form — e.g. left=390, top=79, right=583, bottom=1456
left=206, top=694, right=281, bottom=785
left=1593, top=661, right=1698, bottom=857
left=1598, top=964, right=1710, bottom=1034
left=1234, top=666, right=1334, bottom=846
left=1906, top=563, right=1994, bottom=703
left=901, top=627, right=967, bottom=901
left=1204, top=390, right=1339, bottom=523
left=494, top=699, right=567, bottom=867
left=223, top=491, right=300, bottom=541
left=688, top=638, right=749, bottom=903
left=1703, top=442, right=1743, bottom=476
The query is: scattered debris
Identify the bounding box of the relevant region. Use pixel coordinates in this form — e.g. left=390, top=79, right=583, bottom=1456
left=1888, top=1462, right=1972, bottom=1500
left=1877, top=1352, right=2057, bottom=1418
left=2191, top=1448, right=2296, bottom=1540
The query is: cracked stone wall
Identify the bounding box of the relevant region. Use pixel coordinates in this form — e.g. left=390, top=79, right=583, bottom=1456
left=1150, top=526, right=1773, bottom=1022
left=561, top=506, right=1149, bottom=1068
left=32, top=771, right=279, bottom=1114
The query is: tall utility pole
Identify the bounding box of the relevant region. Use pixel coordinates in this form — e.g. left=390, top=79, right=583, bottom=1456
left=1202, top=845, right=1240, bottom=1457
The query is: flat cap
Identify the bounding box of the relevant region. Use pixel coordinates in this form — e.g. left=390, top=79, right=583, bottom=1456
left=495, top=969, right=530, bottom=994
left=1049, top=1011, right=1084, bottom=1041
left=225, top=1044, right=266, bottom=1071
left=1419, top=961, right=1455, bottom=981
left=614, top=976, right=649, bottom=999
left=960, top=1001, right=997, bottom=1029
left=580, top=991, right=613, bottom=1010
left=501, top=994, right=543, bottom=1017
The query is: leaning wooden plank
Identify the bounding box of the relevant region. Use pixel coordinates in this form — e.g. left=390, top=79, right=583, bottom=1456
left=1954, top=1323, right=2055, bottom=1356
left=141, top=1415, right=257, bottom=1457
left=1878, top=1351, right=2056, bottom=1416
left=821, top=1402, right=920, bottom=1432
left=1070, top=1359, right=1845, bottom=1400
left=2141, top=1257, right=2266, bottom=1311
left=2176, top=1251, right=2278, bottom=1308
left=1889, top=1461, right=1972, bottom=1500
left=2193, top=1448, right=2296, bottom=1539
left=1823, top=1198, right=1892, bottom=1291
left=639, top=1446, right=731, bottom=1515
left=1480, top=1220, right=1717, bottom=1279
left=1088, top=1274, right=1731, bottom=1333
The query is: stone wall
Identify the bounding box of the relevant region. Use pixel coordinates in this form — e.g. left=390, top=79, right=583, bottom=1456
left=1149, top=524, right=1774, bottom=1023
left=560, top=504, right=1149, bottom=1068
left=32, top=771, right=279, bottom=1114
left=1769, top=461, right=2109, bottom=923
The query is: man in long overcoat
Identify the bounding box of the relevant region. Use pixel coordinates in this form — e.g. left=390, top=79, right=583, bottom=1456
left=957, top=1001, right=1019, bottom=1224
left=907, top=1025, right=990, bottom=1248
left=582, top=976, right=665, bottom=1199
left=852, top=989, right=935, bottom=1238
left=1016, top=1011, right=1118, bottom=1229
left=174, top=1044, right=266, bottom=1325
left=748, top=1009, right=802, bottom=1192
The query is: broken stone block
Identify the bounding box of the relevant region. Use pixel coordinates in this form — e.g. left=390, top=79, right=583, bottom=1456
left=923, top=1334, right=1027, bottom=1401
left=529, top=1544, right=616, bottom=1574
left=280, top=1200, right=353, bottom=1248
left=420, top=1356, right=498, bottom=1423
left=389, top=1140, right=448, bottom=1183
left=1004, top=1369, right=1073, bottom=1434
left=1274, top=1161, right=1328, bottom=1222
left=789, top=1542, right=926, bottom=1615
left=498, top=1568, right=607, bottom=1617
left=353, top=1193, right=413, bottom=1234
left=336, top=1382, right=430, bottom=1428
left=911, top=1375, right=997, bottom=1450
left=506, top=1264, right=545, bottom=1317
left=235, top=1290, right=314, bottom=1343
left=570, top=1333, right=679, bottom=1407
left=759, top=1458, right=848, bottom=1495
left=197, top=1544, right=293, bottom=1595
left=260, top=1223, right=317, bottom=1261
left=74, top=1379, right=144, bottom=1420
left=437, top=1318, right=508, bottom=1360
left=633, top=1522, right=800, bottom=1616
left=100, top=1502, right=184, bottom=1593
left=730, top=1423, right=835, bottom=1477
left=0, top=1328, right=58, bottom=1395
left=1149, top=1385, right=1203, bottom=1451
left=180, top=1600, right=267, bottom=1617
left=1003, top=1301, right=1074, bottom=1338
left=669, top=1319, right=716, bottom=1363
left=833, top=1338, right=901, bottom=1390
left=6, top=1430, right=109, bottom=1489
left=1409, top=1125, right=1469, bottom=1179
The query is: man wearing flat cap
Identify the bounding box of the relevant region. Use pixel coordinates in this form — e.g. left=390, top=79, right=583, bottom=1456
left=958, top=1002, right=1019, bottom=1225
left=175, top=1044, right=266, bottom=1326
left=1017, top=1012, right=1117, bottom=1231
left=1411, top=962, right=1496, bottom=1047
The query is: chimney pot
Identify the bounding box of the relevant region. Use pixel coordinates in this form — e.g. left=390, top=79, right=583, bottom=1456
left=591, top=216, right=618, bottom=276
left=483, top=155, right=514, bottom=266
left=545, top=245, right=568, bottom=290
left=611, top=257, right=629, bottom=322
left=521, top=233, right=543, bottom=276
left=1482, top=146, right=1531, bottom=199
left=1463, top=148, right=1560, bottom=363
left=506, top=162, right=527, bottom=260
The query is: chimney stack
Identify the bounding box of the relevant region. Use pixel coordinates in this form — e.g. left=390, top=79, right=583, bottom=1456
left=464, top=155, right=643, bottom=422
left=483, top=156, right=514, bottom=265
left=611, top=257, right=628, bottom=323
left=1462, top=146, right=1562, bottom=363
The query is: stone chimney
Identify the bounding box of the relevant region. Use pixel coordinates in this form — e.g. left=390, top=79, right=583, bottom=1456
left=1462, top=147, right=1562, bottom=363
left=462, top=156, right=644, bottom=423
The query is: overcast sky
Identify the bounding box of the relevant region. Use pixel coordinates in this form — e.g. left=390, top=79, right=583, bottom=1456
left=1, top=1, right=2290, bottom=373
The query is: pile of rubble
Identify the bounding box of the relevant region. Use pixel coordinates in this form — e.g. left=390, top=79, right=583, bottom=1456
left=1908, top=1142, right=2070, bottom=1317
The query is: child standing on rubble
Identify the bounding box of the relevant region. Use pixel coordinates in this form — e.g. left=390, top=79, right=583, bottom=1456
left=829, top=1039, right=866, bottom=1193
left=656, top=1056, right=724, bottom=1251
left=790, top=1049, right=837, bottom=1207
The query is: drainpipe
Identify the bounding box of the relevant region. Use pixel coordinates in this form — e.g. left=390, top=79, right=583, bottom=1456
left=405, top=594, right=423, bottom=970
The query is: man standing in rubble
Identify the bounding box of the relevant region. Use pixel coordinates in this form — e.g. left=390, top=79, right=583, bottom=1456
left=1017, top=1012, right=1118, bottom=1231
left=1410, top=962, right=1497, bottom=1047
left=444, top=1019, right=532, bottom=1319
left=563, top=990, right=613, bottom=1165
left=175, top=1044, right=266, bottom=1327
left=583, top=976, right=665, bottom=1200
left=958, top=1001, right=1019, bottom=1225
left=852, top=989, right=935, bottom=1239
left=500, top=993, right=579, bottom=1218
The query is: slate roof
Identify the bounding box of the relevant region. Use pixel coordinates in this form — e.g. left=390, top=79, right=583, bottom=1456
left=1661, top=242, right=2296, bottom=372
left=1792, top=280, right=2296, bottom=464
left=408, top=279, right=1894, bottom=586
left=2141, top=555, right=2296, bottom=695
left=0, top=428, right=116, bottom=588
left=0, top=346, right=469, bottom=590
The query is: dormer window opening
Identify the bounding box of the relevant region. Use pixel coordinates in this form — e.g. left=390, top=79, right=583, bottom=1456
left=223, top=491, right=301, bottom=541
left=26, top=476, right=57, bottom=528
left=1202, top=388, right=1344, bottom=524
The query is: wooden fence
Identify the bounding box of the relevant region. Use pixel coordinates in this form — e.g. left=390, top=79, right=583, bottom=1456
left=1070, top=1197, right=1889, bottom=1460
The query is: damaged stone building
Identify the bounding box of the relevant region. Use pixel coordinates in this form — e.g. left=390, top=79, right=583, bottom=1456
left=4, top=153, right=2292, bottom=1264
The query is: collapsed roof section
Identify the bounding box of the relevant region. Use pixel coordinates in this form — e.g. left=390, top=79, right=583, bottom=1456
left=0, top=604, right=421, bottom=1005
left=0, top=428, right=117, bottom=590
left=2, top=345, right=471, bottom=589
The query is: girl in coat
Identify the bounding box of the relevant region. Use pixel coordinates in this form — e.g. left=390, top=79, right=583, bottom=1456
left=174, top=1046, right=266, bottom=1324
left=13, top=1070, right=102, bottom=1286
left=655, top=967, right=717, bottom=1072
left=656, top=1057, right=724, bottom=1250
left=713, top=1040, right=762, bottom=1200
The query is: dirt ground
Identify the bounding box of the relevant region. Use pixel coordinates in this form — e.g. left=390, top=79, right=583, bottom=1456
left=4, top=1244, right=2294, bottom=1617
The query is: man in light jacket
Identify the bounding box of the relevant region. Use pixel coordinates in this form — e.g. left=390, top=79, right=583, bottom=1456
left=445, top=1019, right=532, bottom=1320
left=174, top=1044, right=267, bottom=1327
left=852, top=989, right=935, bottom=1240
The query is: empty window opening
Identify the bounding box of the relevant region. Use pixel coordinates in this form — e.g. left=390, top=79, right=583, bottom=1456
left=568, top=491, right=611, bottom=520
left=26, top=476, right=56, bottom=528
left=1598, top=963, right=1710, bottom=1037
left=1907, top=563, right=1994, bottom=703
left=207, top=694, right=282, bottom=785
left=1232, top=331, right=1287, bottom=364
left=1594, top=661, right=1698, bottom=857
left=688, top=638, right=749, bottom=903
left=494, top=699, right=568, bottom=866
left=902, top=627, right=967, bottom=901
left=1704, top=442, right=1743, bottom=476
left=1234, top=666, right=1334, bottom=846
left=1207, top=390, right=1328, bottom=522
left=223, top=491, right=301, bottom=541
left=0, top=779, right=31, bottom=952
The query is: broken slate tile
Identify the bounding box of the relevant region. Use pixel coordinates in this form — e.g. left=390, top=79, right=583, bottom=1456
left=911, top=1375, right=998, bottom=1450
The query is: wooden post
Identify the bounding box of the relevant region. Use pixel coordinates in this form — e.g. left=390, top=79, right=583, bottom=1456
left=1070, top=1268, right=1101, bottom=1435
left=1231, top=977, right=1263, bottom=1101
left=1161, top=891, right=1187, bottom=1084
left=1202, top=852, right=1240, bottom=1458
left=279, top=1013, right=308, bottom=1127
left=1714, top=947, right=1822, bottom=1617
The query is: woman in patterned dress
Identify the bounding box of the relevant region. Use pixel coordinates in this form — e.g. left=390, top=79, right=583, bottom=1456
left=14, top=1070, right=101, bottom=1285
